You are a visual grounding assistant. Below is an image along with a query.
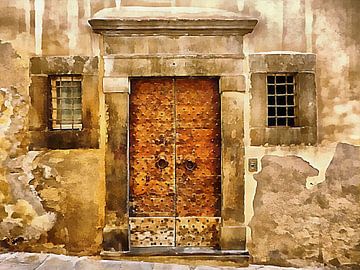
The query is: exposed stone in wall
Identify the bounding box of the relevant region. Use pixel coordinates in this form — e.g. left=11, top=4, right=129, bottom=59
left=0, top=39, right=104, bottom=255
left=249, top=143, right=360, bottom=267
left=0, top=87, right=55, bottom=249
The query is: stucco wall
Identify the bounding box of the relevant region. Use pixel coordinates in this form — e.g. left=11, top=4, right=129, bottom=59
left=0, top=0, right=359, bottom=267
left=241, top=0, right=360, bottom=267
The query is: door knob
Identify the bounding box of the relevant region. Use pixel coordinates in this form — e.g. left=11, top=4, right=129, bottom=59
left=155, top=156, right=169, bottom=169
left=184, top=159, right=196, bottom=171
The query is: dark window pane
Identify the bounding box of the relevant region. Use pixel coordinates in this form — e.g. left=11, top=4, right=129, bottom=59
left=61, top=87, right=72, bottom=98
left=288, top=107, right=295, bottom=116
left=288, top=118, right=295, bottom=127
left=56, top=87, right=61, bottom=97
left=268, top=85, right=275, bottom=94
left=62, top=81, right=72, bottom=87
left=61, top=109, right=73, bottom=121
left=268, top=118, right=276, bottom=126
left=276, top=85, right=286, bottom=94
left=276, top=96, right=286, bottom=105
left=268, top=107, right=276, bottom=116
left=287, top=84, right=294, bottom=94
left=277, top=107, right=287, bottom=116
left=276, top=76, right=286, bottom=83
left=286, top=76, right=294, bottom=83
left=268, top=96, right=275, bottom=105
left=267, top=76, right=275, bottom=84
left=277, top=118, right=286, bottom=126
left=72, top=81, right=81, bottom=87
left=287, top=95, right=294, bottom=105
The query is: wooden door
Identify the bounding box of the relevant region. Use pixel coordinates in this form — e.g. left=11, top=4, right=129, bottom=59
left=129, top=77, right=221, bottom=248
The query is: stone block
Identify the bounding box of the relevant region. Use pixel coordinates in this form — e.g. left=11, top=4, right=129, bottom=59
left=104, top=35, right=243, bottom=56
left=220, top=75, right=246, bottom=92
left=103, top=77, right=129, bottom=93
left=104, top=57, right=243, bottom=77
left=37, top=254, right=79, bottom=270
left=221, top=92, right=245, bottom=224
left=102, top=226, right=129, bottom=251
left=29, top=75, right=48, bottom=131
left=249, top=53, right=316, bottom=73
left=220, top=226, right=246, bottom=250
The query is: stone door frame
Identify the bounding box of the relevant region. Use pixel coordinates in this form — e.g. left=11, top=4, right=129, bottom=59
left=89, top=14, right=257, bottom=252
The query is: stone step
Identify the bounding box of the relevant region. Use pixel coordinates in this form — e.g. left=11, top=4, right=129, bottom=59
left=0, top=252, right=312, bottom=270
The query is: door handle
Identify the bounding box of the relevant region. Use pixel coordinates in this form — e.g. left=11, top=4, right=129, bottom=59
left=184, top=159, right=197, bottom=171
left=155, top=156, right=169, bottom=169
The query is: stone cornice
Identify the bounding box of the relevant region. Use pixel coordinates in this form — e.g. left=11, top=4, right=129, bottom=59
left=88, top=18, right=258, bottom=36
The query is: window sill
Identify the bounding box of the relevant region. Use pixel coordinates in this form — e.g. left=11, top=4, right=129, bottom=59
left=29, top=129, right=99, bottom=150
left=250, top=126, right=317, bottom=146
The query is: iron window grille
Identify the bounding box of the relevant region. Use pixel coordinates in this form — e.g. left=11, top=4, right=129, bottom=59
left=267, top=74, right=296, bottom=127
left=49, top=75, right=82, bottom=130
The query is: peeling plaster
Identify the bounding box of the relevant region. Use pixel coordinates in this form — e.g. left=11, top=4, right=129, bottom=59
left=249, top=143, right=360, bottom=267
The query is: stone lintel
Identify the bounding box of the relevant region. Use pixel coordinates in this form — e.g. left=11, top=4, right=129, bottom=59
left=220, top=226, right=246, bottom=250
left=30, top=56, right=99, bottom=75
left=249, top=53, right=316, bottom=73
left=104, top=57, right=243, bottom=77
left=220, top=75, right=246, bottom=92
left=103, top=77, right=129, bottom=93
left=89, top=18, right=258, bottom=37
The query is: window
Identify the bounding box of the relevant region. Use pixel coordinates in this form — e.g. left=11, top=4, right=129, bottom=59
left=249, top=53, right=317, bottom=146
left=29, top=56, right=99, bottom=149
left=50, top=75, right=82, bottom=130
left=267, top=74, right=296, bottom=127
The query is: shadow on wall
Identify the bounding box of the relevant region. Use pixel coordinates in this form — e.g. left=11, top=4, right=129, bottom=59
left=249, top=143, right=360, bottom=268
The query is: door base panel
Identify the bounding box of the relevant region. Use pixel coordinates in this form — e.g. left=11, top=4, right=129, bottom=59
left=101, top=249, right=250, bottom=267
left=129, top=217, right=221, bottom=248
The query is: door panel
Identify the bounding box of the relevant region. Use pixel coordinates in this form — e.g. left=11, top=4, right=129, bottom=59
left=129, top=77, right=221, bottom=248
left=175, top=217, right=220, bottom=247
left=130, top=217, right=175, bottom=247
left=130, top=78, right=175, bottom=220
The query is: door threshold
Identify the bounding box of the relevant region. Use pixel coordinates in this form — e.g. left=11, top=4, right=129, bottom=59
left=101, top=248, right=250, bottom=267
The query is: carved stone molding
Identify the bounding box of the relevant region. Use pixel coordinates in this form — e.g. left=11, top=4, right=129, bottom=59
left=89, top=7, right=257, bottom=36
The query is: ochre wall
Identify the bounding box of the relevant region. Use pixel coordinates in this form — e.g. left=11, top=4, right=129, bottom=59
left=0, top=0, right=359, bottom=267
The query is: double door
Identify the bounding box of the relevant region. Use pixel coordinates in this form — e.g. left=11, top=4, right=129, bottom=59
left=129, top=77, right=221, bottom=248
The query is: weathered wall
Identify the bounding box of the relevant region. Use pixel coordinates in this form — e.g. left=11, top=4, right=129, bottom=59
left=0, top=1, right=105, bottom=255
left=250, top=143, right=360, bottom=267
left=0, top=0, right=359, bottom=266
left=242, top=0, right=360, bottom=267
left=243, top=0, right=360, bottom=265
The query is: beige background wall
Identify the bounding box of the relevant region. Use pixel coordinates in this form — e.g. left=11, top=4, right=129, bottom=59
left=0, top=0, right=359, bottom=266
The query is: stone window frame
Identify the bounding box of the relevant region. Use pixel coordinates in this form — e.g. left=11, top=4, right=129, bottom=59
left=29, top=56, right=99, bottom=150
left=249, top=53, right=317, bottom=146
